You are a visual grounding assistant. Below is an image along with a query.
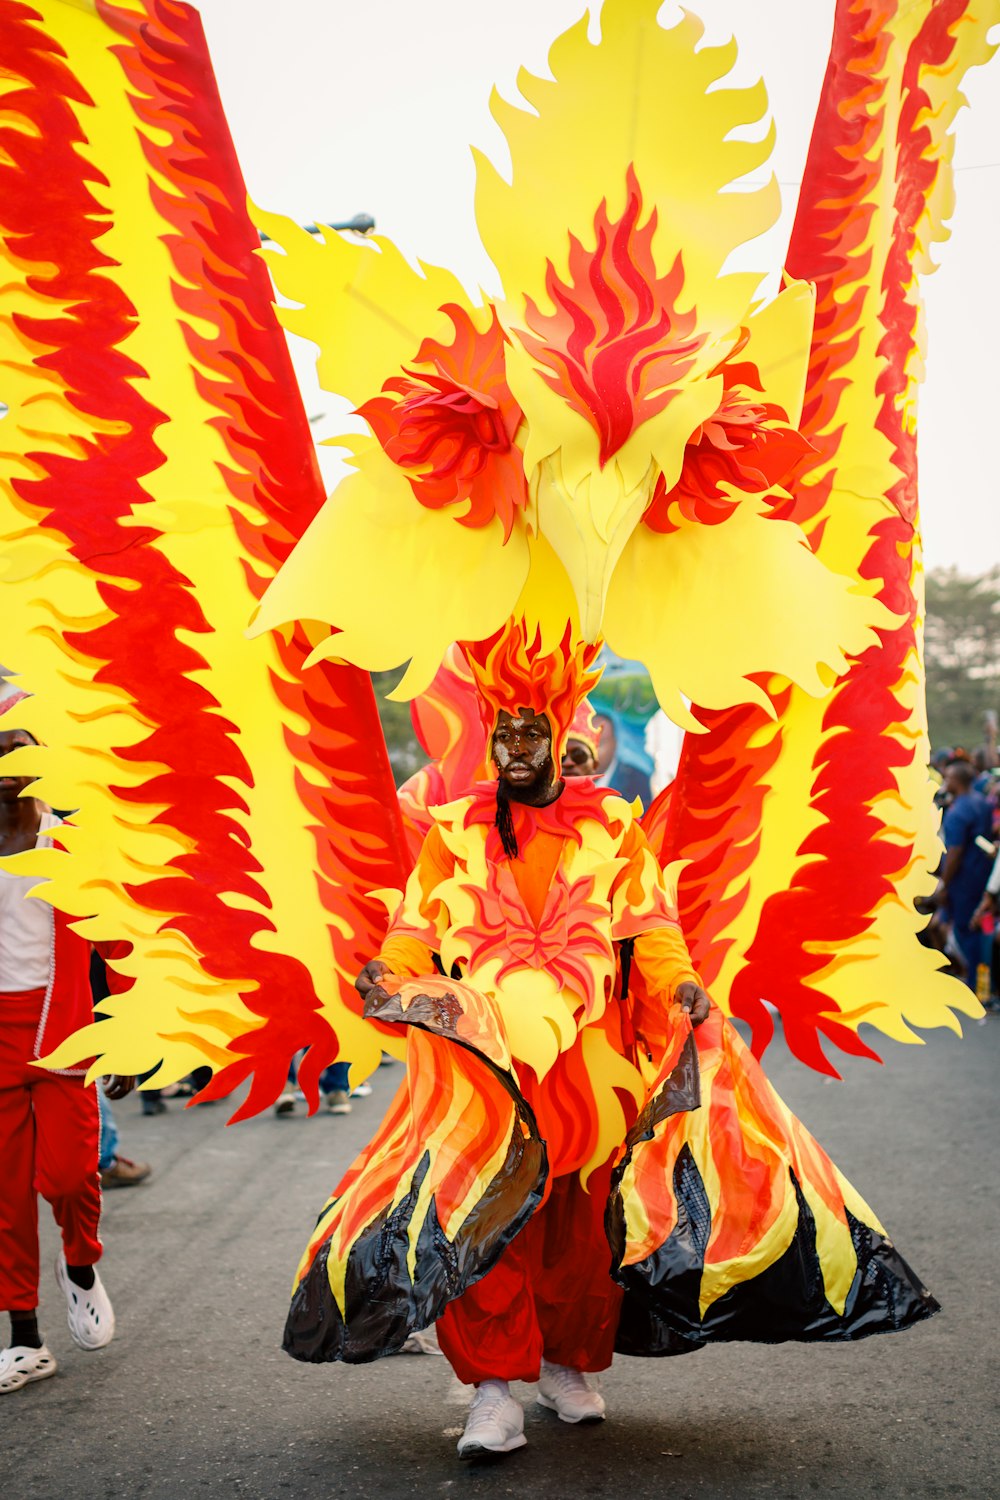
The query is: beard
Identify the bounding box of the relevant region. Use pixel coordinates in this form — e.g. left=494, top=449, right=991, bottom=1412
left=494, top=757, right=558, bottom=859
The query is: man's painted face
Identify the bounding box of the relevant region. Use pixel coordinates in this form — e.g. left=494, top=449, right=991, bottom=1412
left=492, top=709, right=555, bottom=793
left=561, top=736, right=597, bottom=778
left=0, top=729, right=36, bottom=803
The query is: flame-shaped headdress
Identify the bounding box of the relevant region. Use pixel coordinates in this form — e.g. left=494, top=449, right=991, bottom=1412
left=567, top=699, right=602, bottom=761
left=463, top=620, right=602, bottom=759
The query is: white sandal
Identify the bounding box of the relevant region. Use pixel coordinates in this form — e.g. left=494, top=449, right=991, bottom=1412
left=0, top=1344, right=57, bottom=1393
left=55, top=1253, right=116, bottom=1350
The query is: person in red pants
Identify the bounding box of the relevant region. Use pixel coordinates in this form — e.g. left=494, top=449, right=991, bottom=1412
left=0, top=712, right=123, bottom=1394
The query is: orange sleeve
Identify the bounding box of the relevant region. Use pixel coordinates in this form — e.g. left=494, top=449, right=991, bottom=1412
left=632, top=925, right=701, bottom=1001
left=377, top=934, right=435, bottom=979
left=377, top=825, right=455, bottom=975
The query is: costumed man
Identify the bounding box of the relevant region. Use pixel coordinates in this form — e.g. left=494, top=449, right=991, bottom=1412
left=284, top=624, right=937, bottom=1462
left=0, top=705, right=130, bottom=1393
left=362, top=640, right=709, bottom=1455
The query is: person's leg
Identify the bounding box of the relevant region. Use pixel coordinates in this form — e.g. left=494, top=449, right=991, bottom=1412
left=0, top=1061, right=41, bottom=1318
left=952, top=919, right=985, bottom=992
left=438, top=1230, right=543, bottom=1384
left=97, top=1087, right=119, bottom=1173
left=533, top=1166, right=622, bottom=1374
left=321, top=1061, right=352, bottom=1114
left=32, top=1072, right=102, bottom=1273
left=320, top=1061, right=351, bottom=1093
left=438, top=1233, right=538, bottom=1458
left=0, top=1010, right=60, bottom=1391
left=34, top=1072, right=116, bottom=1349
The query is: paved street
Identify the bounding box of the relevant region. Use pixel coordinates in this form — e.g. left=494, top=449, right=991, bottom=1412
left=7, top=1015, right=998, bottom=1500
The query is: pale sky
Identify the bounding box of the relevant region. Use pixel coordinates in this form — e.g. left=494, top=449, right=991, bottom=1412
left=194, top=0, right=999, bottom=574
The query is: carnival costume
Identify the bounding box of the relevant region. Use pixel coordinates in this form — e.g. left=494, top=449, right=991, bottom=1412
left=1, top=0, right=997, bottom=1426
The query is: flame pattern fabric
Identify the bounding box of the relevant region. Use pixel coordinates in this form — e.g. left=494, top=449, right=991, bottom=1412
left=0, top=0, right=408, bottom=1114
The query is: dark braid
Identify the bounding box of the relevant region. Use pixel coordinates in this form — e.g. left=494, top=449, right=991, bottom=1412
left=495, top=778, right=519, bottom=860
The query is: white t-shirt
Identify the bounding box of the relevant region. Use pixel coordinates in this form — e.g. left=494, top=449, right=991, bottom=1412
left=0, top=810, right=59, bottom=991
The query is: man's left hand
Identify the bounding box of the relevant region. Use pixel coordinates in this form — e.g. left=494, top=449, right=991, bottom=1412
left=675, top=981, right=711, bottom=1027
left=103, top=1074, right=136, bottom=1100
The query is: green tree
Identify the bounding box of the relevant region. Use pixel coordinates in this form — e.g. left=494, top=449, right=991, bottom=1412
left=371, top=669, right=423, bottom=787
left=923, top=566, right=1000, bottom=750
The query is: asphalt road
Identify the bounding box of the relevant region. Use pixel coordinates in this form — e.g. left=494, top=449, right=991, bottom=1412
left=6, top=1013, right=999, bottom=1500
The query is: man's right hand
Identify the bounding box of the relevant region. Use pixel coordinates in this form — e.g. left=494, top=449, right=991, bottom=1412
left=355, top=959, right=393, bottom=1006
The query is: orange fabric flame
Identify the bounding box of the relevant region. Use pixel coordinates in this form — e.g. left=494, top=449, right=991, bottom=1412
left=359, top=304, right=528, bottom=541
left=621, top=1008, right=852, bottom=1274
left=518, top=166, right=704, bottom=467
left=643, top=348, right=814, bottom=533
left=462, top=619, right=602, bottom=754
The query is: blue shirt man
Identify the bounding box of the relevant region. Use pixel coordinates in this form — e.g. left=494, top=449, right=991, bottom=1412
left=939, top=760, right=994, bottom=988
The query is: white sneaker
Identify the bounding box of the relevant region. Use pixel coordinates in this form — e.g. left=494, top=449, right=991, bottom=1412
left=457, top=1380, right=527, bottom=1459
left=536, top=1361, right=606, bottom=1423
left=351, top=1082, right=373, bottom=1098
left=325, top=1089, right=352, bottom=1115
left=0, top=1344, right=57, bottom=1394
left=55, top=1254, right=115, bottom=1350
left=273, top=1090, right=296, bottom=1116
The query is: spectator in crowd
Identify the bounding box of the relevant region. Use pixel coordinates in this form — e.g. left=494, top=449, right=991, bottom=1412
left=97, top=1087, right=151, bottom=1190
left=560, top=701, right=601, bottom=780
left=89, top=952, right=151, bottom=1188
left=972, top=845, right=1000, bottom=1011
left=933, top=759, right=994, bottom=991
left=593, top=710, right=653, bottom=806
left=274, top=1056, right=367, bottom=1117
left=0, top=714, right=125, bottom=1393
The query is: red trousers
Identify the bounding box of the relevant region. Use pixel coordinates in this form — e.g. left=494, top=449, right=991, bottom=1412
left=0, top=989, right=102, bottom=1312
left=437, top=1163, right=623, bottom=1383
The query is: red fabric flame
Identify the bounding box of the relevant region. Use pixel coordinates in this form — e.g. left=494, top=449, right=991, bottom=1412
left=643, top=687, right=787, bottom=997
left=518, top=165, right=704, bottom=467
left=359, top=304, right=528, bottom=541
left=643, top=348, right=815, bottom=532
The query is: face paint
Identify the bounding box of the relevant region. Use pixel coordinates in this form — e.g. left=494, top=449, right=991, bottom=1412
left=491, top=710, right=556, bottom=798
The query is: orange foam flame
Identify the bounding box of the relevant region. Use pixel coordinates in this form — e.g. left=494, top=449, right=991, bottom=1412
left=462, top=619, right=602, bottom=753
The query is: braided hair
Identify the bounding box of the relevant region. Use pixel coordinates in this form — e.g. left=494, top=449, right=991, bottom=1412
left=494, top=777, right=519, bottom=861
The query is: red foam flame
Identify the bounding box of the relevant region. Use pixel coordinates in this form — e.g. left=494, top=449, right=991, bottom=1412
left=643, top=344, right=815, bottom=532
left=518, top=166, right=704, bottom=467
left=360, top=304, right=528, bottom=541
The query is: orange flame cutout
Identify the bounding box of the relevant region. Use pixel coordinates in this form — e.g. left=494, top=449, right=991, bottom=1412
left=519, top=166, right=704, bottom=467
left=462, top=619, right=602, bottom=753
left=453, top=869, right=612, bottom=1019
left=359, top=304, right=527, bottom=541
